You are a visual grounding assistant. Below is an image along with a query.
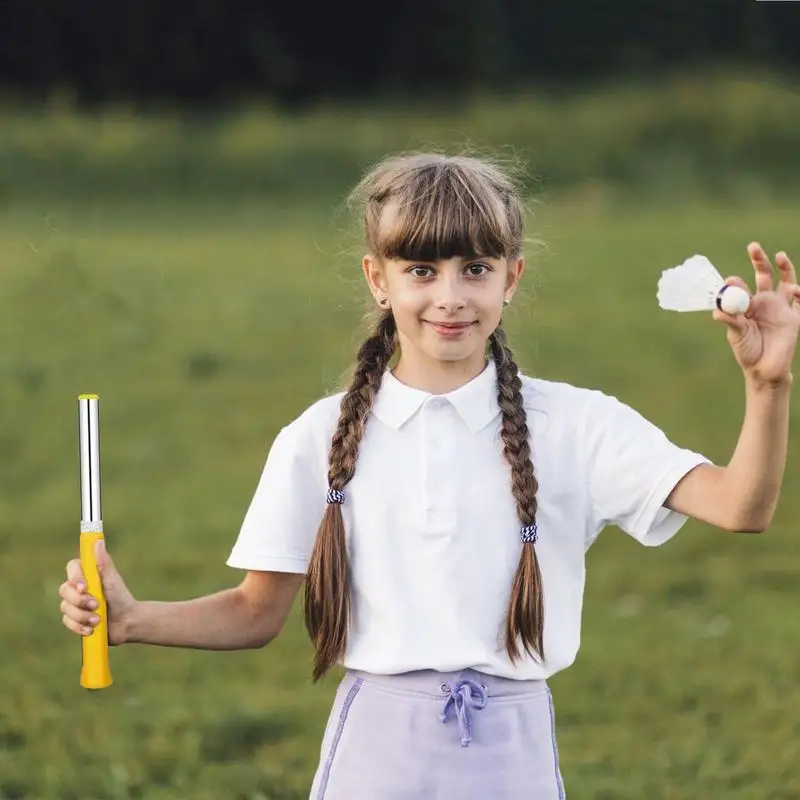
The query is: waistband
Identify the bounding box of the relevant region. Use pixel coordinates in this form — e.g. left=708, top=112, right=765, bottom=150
left=347, top=668, right=549, bottom=700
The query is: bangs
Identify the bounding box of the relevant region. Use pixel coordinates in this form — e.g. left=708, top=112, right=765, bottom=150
left=372, top=164, right=521, bottom=262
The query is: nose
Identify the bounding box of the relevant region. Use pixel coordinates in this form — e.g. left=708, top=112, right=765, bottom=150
left=435, top=274, right=467, bottom=313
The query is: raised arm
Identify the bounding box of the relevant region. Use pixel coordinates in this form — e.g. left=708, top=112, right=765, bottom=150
left=665, top=244, right=799, bottom=532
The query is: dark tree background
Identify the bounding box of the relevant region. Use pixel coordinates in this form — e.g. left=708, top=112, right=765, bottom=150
left=0, top=0, right=797, bottom=107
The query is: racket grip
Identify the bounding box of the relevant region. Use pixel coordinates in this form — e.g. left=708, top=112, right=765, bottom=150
left=79, top=531, right=113, bottom=690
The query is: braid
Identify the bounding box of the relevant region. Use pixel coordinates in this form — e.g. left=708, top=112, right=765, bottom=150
left=304, top=312, right=397, bottom=680
left=326, top=313, right=396, bottom=492
left=490, top=326, right=546, bottom=663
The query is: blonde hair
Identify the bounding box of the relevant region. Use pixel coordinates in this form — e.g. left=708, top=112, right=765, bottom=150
left=304, top=153, right=544, bottom=680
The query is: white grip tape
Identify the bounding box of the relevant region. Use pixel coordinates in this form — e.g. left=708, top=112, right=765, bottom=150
left=80, top=520, right=104, bottom=533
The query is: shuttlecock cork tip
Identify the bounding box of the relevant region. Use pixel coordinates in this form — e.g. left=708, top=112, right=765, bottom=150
left=716, top=284, right=750, bottom=315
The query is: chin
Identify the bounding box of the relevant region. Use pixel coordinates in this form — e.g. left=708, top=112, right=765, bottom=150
left=423, top=343, right=481, bottom=363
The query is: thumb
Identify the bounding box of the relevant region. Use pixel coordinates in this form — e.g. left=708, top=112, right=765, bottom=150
left=712, top=307, right=749, bottom=337
left=93, top=538, right=117, bottom=580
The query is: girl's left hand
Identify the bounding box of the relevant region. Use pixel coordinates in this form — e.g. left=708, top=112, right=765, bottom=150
left=714, top=243, right=800, bottom=386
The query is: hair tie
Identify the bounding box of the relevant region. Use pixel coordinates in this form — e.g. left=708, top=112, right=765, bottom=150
left=326, top=487, right=345, bottom=505
left=521, top=523, right=538, bottom=544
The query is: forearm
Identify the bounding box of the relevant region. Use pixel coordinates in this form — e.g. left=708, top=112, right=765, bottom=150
left=724, top=376, right=793, bottom=530
left=124, top=587, right=275, bottom=650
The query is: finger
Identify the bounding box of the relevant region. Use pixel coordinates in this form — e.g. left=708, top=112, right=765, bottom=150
left=59, top=581, right=99, bottom=610
left=748, top=242, right=775, bottom=294
left=712, top=307, right=748, bottom=334
left=66, top=559, right=86, bottom=592
left=60, top=600, right=100, bottom=628
left=776, top=251, right=797, bottom=290
left=723, top=275, right=751, bottom=292
left=62, top=614, right=95, bottom=637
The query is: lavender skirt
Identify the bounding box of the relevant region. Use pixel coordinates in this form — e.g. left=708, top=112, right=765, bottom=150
left=308, top=668, right=566, bottom=799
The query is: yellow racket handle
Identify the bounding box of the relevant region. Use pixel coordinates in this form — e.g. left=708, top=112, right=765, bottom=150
left=79, top=531, right=113, bottom=690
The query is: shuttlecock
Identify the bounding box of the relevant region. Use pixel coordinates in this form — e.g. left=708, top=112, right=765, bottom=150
left=657, top=255, right=750, bottom=315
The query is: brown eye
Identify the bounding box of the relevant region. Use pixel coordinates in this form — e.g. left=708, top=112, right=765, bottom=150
left=410, top=265, right=434, bottom=278
left=465, top=263, right=490, bottom=277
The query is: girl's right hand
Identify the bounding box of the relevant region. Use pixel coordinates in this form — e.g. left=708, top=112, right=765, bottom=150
left=58, top=539, right=137, bottom=645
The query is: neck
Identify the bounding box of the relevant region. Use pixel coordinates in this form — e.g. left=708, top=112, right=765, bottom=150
left=392, top=351, right=489, bottom=394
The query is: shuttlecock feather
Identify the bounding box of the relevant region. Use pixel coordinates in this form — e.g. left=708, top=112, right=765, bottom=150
left=657, top=255, right=750, bottom=315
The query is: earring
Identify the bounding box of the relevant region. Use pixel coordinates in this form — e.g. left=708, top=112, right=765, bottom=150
left=378, top=296, right=390, bottom=308
left=503, top=298, right=511, bottom=307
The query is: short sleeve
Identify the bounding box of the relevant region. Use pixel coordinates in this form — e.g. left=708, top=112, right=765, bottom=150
left=226, top=422, right=327, bottom=573
left=582, top=391, right=712, bottom=547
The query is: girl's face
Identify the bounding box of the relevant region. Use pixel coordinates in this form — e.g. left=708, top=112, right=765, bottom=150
left=363, top=253, right=524, bottom=383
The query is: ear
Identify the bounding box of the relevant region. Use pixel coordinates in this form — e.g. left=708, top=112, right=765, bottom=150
left=362, top=254, right=388, bottom=301
left=503, top=257, right=525, bottom=303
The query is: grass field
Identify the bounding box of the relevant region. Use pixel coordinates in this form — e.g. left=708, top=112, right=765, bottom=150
left=2, top=73, right=800, bottom=799
left=1, top=190, right=798, bottom=800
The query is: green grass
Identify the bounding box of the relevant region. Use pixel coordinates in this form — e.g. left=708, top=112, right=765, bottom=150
left=1, top=188, right=799, bottom=799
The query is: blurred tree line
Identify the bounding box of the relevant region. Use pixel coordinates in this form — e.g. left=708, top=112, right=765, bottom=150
left=1, top=0, right=798, bottom=107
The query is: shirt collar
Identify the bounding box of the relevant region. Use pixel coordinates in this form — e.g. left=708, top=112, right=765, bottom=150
left=372, top=360, right=502, bottom=433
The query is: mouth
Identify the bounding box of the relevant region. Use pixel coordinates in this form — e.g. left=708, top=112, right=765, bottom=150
left=424, top=320, right=477, bottom=338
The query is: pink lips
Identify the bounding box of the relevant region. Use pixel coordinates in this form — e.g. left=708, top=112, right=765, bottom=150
left=426, top=321, right=475, bottom=338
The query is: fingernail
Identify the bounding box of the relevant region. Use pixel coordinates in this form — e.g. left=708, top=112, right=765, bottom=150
left=77, top=582, right=86, bottom=592
left=89, top=615, right=100, bottom=625
left=87, top=599, right=98, bottom=610
left=82, top=626, right=92, bottom=635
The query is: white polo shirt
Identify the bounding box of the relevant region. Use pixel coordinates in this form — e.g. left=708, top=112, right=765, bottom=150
left=227, top=361, right=710, bottom=680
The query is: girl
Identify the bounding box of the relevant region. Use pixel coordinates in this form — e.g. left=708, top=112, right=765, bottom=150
left=59, top=153, right=799, bottom=798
